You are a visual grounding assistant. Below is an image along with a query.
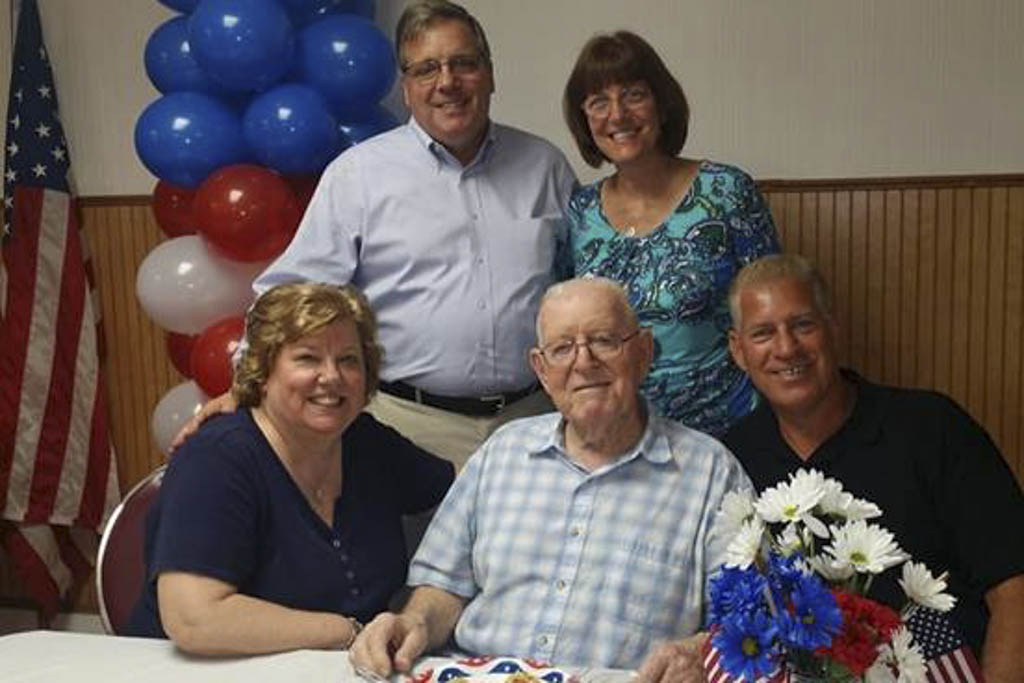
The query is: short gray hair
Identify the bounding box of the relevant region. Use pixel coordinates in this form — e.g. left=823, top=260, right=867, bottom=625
left=395, top=0, right=492, bottom=68
left=536, top=277, right=638, bottom=344
left=728, top=253, right=832, bottom=329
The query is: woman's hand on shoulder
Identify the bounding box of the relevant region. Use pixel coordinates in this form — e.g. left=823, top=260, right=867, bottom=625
left=169, top=392, right=239, bottom=453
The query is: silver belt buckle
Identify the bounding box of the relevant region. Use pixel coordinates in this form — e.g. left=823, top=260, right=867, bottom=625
left=480, top=393, right=506, bottom=411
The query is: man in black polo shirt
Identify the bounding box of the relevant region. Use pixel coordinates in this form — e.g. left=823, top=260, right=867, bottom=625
left=723, top=253, right=1024, bottom=682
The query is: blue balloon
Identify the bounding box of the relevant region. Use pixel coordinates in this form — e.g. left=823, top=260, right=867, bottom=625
left=243, top=83, right=344, bottom=175
left=295, top=15, right=396, bottom=109
left=188, top=0, right=295, bottom=93
left=135, top=92, right=249, bottom=188
left=336, top=104, right=399, bottom=144
left=279, top=0, right=375, bottom=27
left=145, top=17, right=229, bottom=96
left=158, top=0, right=201, bottom=12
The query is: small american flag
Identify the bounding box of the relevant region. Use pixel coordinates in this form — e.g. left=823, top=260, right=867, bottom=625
left=702, top=609, right=984, bottom=683
left=906, top=608, right=984, bottom=683
left=1, top=0, right=119, bottom=618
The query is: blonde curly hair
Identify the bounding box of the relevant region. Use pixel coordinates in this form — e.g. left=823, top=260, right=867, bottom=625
left=232, top=283, right=382, bottom=407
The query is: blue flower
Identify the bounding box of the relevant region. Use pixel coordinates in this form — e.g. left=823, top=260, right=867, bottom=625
left=708, top=566, right=770, bottom=625
left=765, top=551, right=805, bottom=605
left=778, top=574, right=842, bottom=651
left=713, top=612, right=780, bottom=680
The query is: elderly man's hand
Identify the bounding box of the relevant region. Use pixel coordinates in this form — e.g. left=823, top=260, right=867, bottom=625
left=168, top=391, right=238, bottom=452
left=348, top=611, right=429, bottom=679
left=636, top=633, right=708, bottom=683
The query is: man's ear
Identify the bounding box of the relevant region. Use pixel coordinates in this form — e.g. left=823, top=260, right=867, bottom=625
left=728, top=329, right=747, bottom=372
left=529, top=349, right=551, bottom=394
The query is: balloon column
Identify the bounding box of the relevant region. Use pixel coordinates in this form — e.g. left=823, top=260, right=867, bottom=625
left=137, top=0, right=398, bottom=453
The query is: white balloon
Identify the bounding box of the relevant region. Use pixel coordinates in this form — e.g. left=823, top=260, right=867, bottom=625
left=136, top=235, right=267, bottom=334
left=151, top=380, right=209, bottom=455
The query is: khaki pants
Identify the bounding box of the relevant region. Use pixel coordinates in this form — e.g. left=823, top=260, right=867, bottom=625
left=367, top=388, right=554, bottom=471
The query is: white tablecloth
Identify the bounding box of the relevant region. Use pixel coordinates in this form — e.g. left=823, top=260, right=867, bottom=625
left=0, top=630, right=634, bottom=683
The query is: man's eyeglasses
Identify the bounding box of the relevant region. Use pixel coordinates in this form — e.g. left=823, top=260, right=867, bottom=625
left=537, top=330, right=642, bottom=367
left=581, top=85, right=653, bottom=119
left=401, top=54, right=486, bottom=84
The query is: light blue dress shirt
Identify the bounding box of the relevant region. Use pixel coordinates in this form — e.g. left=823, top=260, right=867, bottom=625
left=253, top=118, right=577, bottom=396
left=408, top=407, right=753, bottom=669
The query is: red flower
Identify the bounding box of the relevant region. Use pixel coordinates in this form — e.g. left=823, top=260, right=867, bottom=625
left=820, top=592, right=901, bottom=675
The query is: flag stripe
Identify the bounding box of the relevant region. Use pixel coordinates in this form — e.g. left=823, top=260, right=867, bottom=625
left=27, top=190, right=81, bottom=522
left=1, top=189, right=45, bottom=518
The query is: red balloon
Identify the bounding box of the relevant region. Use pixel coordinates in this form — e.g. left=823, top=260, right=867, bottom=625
left=190, top=316, right=245, bottom=397
left=194, top=164, right=302, bottom=262
left=285, top=173, right=320, bottom=214
left=152, top=180, right=197, bottom=237
left=166, top=331, right=198, bottom=378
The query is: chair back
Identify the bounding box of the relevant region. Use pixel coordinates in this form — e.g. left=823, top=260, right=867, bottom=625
left=95, top=466, right=166, bottom=635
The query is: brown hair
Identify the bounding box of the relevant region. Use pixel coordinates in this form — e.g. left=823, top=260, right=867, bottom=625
left=395, top=0, right=492, bottom=69
left=232, top=283, right=382, bottom=407
left=728, top=254, right=833, bottom=329
left=563, top=30, right=690, bottom=167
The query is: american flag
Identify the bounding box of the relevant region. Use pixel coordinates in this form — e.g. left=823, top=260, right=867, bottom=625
left=1, top=0, right=119, bottom=619
left=907, top=607, right=984, bottom=683
left=702, top=608, right=984, bottom=682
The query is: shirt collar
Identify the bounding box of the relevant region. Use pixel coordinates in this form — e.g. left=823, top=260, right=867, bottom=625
left=406, top=116, right=497, bottom=170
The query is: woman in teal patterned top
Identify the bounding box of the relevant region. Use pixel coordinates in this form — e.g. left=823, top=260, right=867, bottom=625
left=563, top=31, right=779, bottom=437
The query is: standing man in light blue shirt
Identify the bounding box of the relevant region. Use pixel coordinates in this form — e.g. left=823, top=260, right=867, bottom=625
left=350, top=278, right=750, bottom=683
left=251, top=0, right=577, bottom=468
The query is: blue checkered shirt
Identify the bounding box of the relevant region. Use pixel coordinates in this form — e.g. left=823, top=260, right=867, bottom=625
left=408, top=410, right=752, bottom=669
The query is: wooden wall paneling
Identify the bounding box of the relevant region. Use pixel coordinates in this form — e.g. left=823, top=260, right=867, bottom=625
left=800, top=192, right=818, bottom=265
left=883, top=190, right=903, bottom=385
left=1005, top=188, right=1024, bottom=480
left=949, top=189, right=973, bottom=408
left=81, top=203, right=177, bottom=495
left=849, top=191, right=869, bottom=371
left=984, top=189, right=1007, bottom=443
left=967, top=189, right=990, bottom=423
left=899, top=190, right=920, bottom=388
left=916, top=190, right=937, bottom=389
left=932, top=189, right=955, bottom=397
left=832, top=191, right=853, bottom=364
left=865, top=190, right=886, bottom=380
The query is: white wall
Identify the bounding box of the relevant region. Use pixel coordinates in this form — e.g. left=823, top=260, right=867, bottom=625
left=3, top=0, right=1022, bottom=196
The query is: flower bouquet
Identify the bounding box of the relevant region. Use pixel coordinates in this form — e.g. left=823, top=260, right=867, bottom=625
left=707, top=469, right=957, bottom=682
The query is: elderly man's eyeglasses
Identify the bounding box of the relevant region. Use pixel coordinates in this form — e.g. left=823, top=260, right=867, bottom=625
left=401, top=54, right=485, bottom=84
left=538, top=330, right=641, bottom=366
left=581, top=85, right=653, bottom=119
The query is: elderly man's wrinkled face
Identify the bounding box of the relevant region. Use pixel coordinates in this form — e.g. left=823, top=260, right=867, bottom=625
left=728, top=276, right=842, bottom=418
left=530, top=284, right=652, bottom=430
left=400, top=18, right=493, bottom=164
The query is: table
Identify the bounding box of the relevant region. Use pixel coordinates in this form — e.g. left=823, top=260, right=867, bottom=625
left=0, top=630, right=634, bottom=683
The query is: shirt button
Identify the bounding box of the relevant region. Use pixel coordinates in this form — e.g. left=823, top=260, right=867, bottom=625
left=332, top=539, right=341, bottom=549
left=350, top=587, right=360, bottom=597
left=346, top=570, right=355, bottom=580
left=569, top=527, right=581, bottom=537
left=538, top=635, right=549, bottom=646
left=339, top=552, right=349, bottom=563
left=476, top=300, right=485, bottom=310
left=556, top=580, right=566, bottom=591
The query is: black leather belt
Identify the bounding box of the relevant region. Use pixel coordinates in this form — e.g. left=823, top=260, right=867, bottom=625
left=378, top=380, right=536, bottom=417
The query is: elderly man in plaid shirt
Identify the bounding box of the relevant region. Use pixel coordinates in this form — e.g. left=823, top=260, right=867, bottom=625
left=350, top=278, right=751, bottom=683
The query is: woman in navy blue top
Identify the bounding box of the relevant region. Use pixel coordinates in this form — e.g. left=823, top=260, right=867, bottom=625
left=127, top=283, right=454, bottom=655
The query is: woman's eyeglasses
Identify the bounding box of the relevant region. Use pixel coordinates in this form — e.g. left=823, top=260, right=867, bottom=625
left=581, top=85, right=653, bottom=119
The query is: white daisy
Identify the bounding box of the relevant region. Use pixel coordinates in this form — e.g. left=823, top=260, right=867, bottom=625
left=806, top=553, right=856, bottom=582
left=755, top=469, right=828, bottom=536
left=818, top=479, right=883, bottom=521
left=899, top=561, right=956, bottom=612
left=716, top=489, right=755, bottom=537
left=724, top=517, right=765, bottom=569
left=775, top=522, right=804, bottom=555
left=824, top=520, right=908, bottom=574
left=886, top=626, right=927, bottom=682
left=864, top=648, right=897, bottom=683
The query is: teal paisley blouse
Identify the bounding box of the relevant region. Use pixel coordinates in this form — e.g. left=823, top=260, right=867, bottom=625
left=567, top=160, right=780, bottom=436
